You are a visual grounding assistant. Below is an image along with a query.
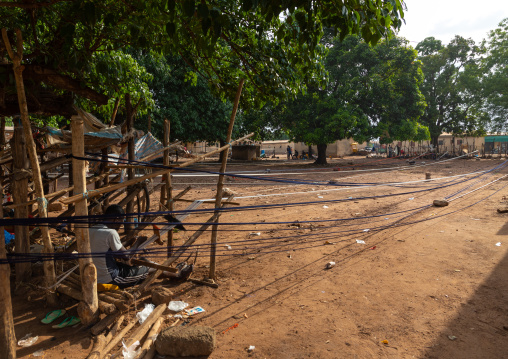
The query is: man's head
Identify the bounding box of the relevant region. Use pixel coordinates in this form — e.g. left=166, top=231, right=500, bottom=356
left=104, top=204, right=125, bottom=230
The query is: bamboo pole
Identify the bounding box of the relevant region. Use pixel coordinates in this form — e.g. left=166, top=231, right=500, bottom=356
left=61, top=132, right=254, bottom=205
left=163, top=119, right=173, bottom=256
left=135, top=317, right=164, bottom=359
left=71, top=117, right=99, bottom=325
left=209, top=79, right=244, bottom=279
left=0, top=182, right=16, bottom=359
left=12, top=121, right=31, bottom=283
left=125, top=93, right=135, bottom=235
left=1, top=28, right=57, bottom=304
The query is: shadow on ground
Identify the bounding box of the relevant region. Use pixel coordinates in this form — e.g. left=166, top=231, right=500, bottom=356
left=424, top=249, right=508, bottom=358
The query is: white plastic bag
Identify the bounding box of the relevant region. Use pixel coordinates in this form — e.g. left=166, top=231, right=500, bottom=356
left=18, top=333, right=38, bottom=347
left=136, top=303, right=155, bottom=324
left=168, top=300, right=189, bottom=312
left=122, top=339, right=140, bottom=359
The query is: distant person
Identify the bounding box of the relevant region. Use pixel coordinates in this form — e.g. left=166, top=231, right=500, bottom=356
left=287, top=145, right=292, bottom=160
left=294, top=150, right=299, bottom=159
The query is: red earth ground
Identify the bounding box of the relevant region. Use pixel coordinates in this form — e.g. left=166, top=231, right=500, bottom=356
left=9, top=155, right=508, bottom=359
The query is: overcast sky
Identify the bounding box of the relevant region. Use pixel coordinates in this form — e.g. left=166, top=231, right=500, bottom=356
left=396, top=1, right=507, bottom=46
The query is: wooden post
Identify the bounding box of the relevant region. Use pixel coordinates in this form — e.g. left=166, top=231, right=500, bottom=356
left=0, top=182, right=17, bottom=359
left=209, top=79, right=244, bottom=279
left=163, top=119, right=173, bottom=256
left=12, top=120, right=31, bottom=283
left=1, top=28, right=57, bottom=303
left=125, top=93, right=135, bottom=234
left=110, top=97, right=120, bottom=127
left=147, top=114, right=152, bottom=133
left=71, top=117, right=99, bottom=325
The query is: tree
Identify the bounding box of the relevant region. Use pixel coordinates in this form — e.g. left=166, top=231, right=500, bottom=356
left=416, top=36, right=487, bottom=146
left=1, top=1, right=407, bottom=115
left=249, top=35, right=426, bottom=164
left=483, top=18, right=508, bottom=132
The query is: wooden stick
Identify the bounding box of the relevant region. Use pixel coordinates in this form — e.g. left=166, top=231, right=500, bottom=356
left=97, top=293, right=128, bottom=312
left=123, top=304, right=166, bottom=348
left=87, top=315, right=125, bottom=359
left=189, top=278, right=219, bottom=288
left=72, top=118, right=99, bottom=325
left=135, top=317, right=164, bottom=359
left=100, top=317, right=137, bottom=359
left=0, top=181, right=16, bottom=359
left=210, top=79, right=244, bottom=279
left=61, top=132, right=254, bottom=205
left=164, top=119, right=173, bottom=257
left=129, top=259, right=178, bottom=273
left=90, top=312, right=122, bottom=336
left=174, top=198, right=240, bottom=205
left=12, top=121, right=31, bottom=283
left=2, top=28, right=57, bottom=304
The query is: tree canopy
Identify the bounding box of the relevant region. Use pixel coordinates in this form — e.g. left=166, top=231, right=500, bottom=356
left=415, top=36, right=487, bottom=145
left=1, top=0, right=407, bottom=117
left=245, top=34, right=427, bottom=164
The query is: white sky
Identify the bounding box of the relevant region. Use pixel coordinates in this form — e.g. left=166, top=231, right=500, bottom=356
left=396, top=1, right=508, bottom=46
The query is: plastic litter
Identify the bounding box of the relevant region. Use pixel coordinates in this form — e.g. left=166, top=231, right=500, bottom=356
left=122, top=339, right=140, bottom=359
left=248, top=232, right=261, bottom=236
left=325, top=261, right=335, bottom=269
left=225, top=244, right=232, bottom=250
left=323, top=205, right=329, bottom=209
left=185, top=306, right=206, bottom=316
left=17, top=333, right=38, bottom=347
left=356, top=240, right=366, bottom=244
left=168, top=300, right=189, bottom=312
left=247, top=345, right=255, bottom=352
left=381, top=340, right=389, bottom=344
left=33, top=350, right=44, bottom=357
left=136, top=303, right=155, bottom=324
left=363, top=229, right=370, bottom=232
left=318, top=196, right=324, bottom=198
left=408, top=197, right=414, bottom=200
left=496, top=242, right=502, bottom=247
left=174, top=314, right=183, bottom=319
left=448, top=335, right=457, bottom=341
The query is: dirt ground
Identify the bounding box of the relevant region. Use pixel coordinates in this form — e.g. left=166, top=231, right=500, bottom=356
left=9, top=155, right=508, bottom=359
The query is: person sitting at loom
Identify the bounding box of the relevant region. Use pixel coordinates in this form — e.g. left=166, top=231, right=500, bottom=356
left=89, top=204, right=189, bottom=288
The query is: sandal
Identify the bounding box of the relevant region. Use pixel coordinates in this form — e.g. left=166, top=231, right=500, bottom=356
left=52, top=316, right=81, bottom=329
left=41, top=309, right=66, bottom=324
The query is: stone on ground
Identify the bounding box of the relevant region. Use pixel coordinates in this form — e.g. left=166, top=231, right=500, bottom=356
left=433, top=199, right=449, bottom=207
left=156, top=326, right=216, bottom=357
left=151, top=286, right=174, bottom=306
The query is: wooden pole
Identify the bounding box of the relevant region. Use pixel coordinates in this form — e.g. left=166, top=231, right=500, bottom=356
left=1, top=28, right=57, bottom=303
left=125, top=93, right=135, bottom=234
left=110, top=97, right=120, bottom=127
left=0, top=182, right=17, bottom=359
left=209, top=79, right=244, bottom=279
left=136, top=317, right=164, bottom=359
left=163, top=119, right=174, bottom=257
left=61, top=132, right=254, bottom=205
left=71, top=117, right=99, bottom=325
left=12, top=120, right=31, bottom=283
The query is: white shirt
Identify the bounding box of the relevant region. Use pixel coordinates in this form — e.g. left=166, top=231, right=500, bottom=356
left=89, top=224, right=123, bottom=283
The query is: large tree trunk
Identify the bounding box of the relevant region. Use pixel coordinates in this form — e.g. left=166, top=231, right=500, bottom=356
left=315, top=144, right=328, bottom=165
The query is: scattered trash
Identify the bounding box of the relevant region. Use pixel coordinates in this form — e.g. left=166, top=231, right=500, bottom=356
left=318, top=196, right=324, bottom=198
left=247, top=345, right=255, bottom=352
left=168, top=301, right=189, bottom=312
left=408, top=197, right=414, bottom=200
left=363, top=229, right=370, bottom=232
left=18, top=333, right=38, bottom=347
left=470, top=218, right=480, bottom=221
left=454, top=269, right=461, bottom=272
left=225, top=244, right=232, bottom=250
left=325, top=261, right=336, bottom=269
left=324, top=240, right=335, bottom=245
left=448, top=335, right=457, bottom=341
left=323, top=205, right=329, bottom=209
left=248, top=232, right=261, bottom=236
left=174, top=314, right=183, bottom=319
left=185, top=306, right=205, bottom=316
left=136, top=303, right=155, bottom=324
left=247, top=256, right=256, bottom=260
left=356, top=240, right=366, bottom=244
left=222, top=323, right=239, bottom=334
left=381, top=340, right=389, bottom=344
left=496, top=242, right=502, bottom=247
left=32, top=350, right=44, bottom=357
left=370, top=246, right=376, bottom=250
left=122, top=339, right=140, bottom=359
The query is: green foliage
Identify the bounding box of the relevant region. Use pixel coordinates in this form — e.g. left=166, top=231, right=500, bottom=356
left=1, top=0, right=406, bottom=112
left=247, top=34, right=427, bottom=163
left=416, top=36, right=487, bottom=144
left=483, top=18, right=508, bottom=132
